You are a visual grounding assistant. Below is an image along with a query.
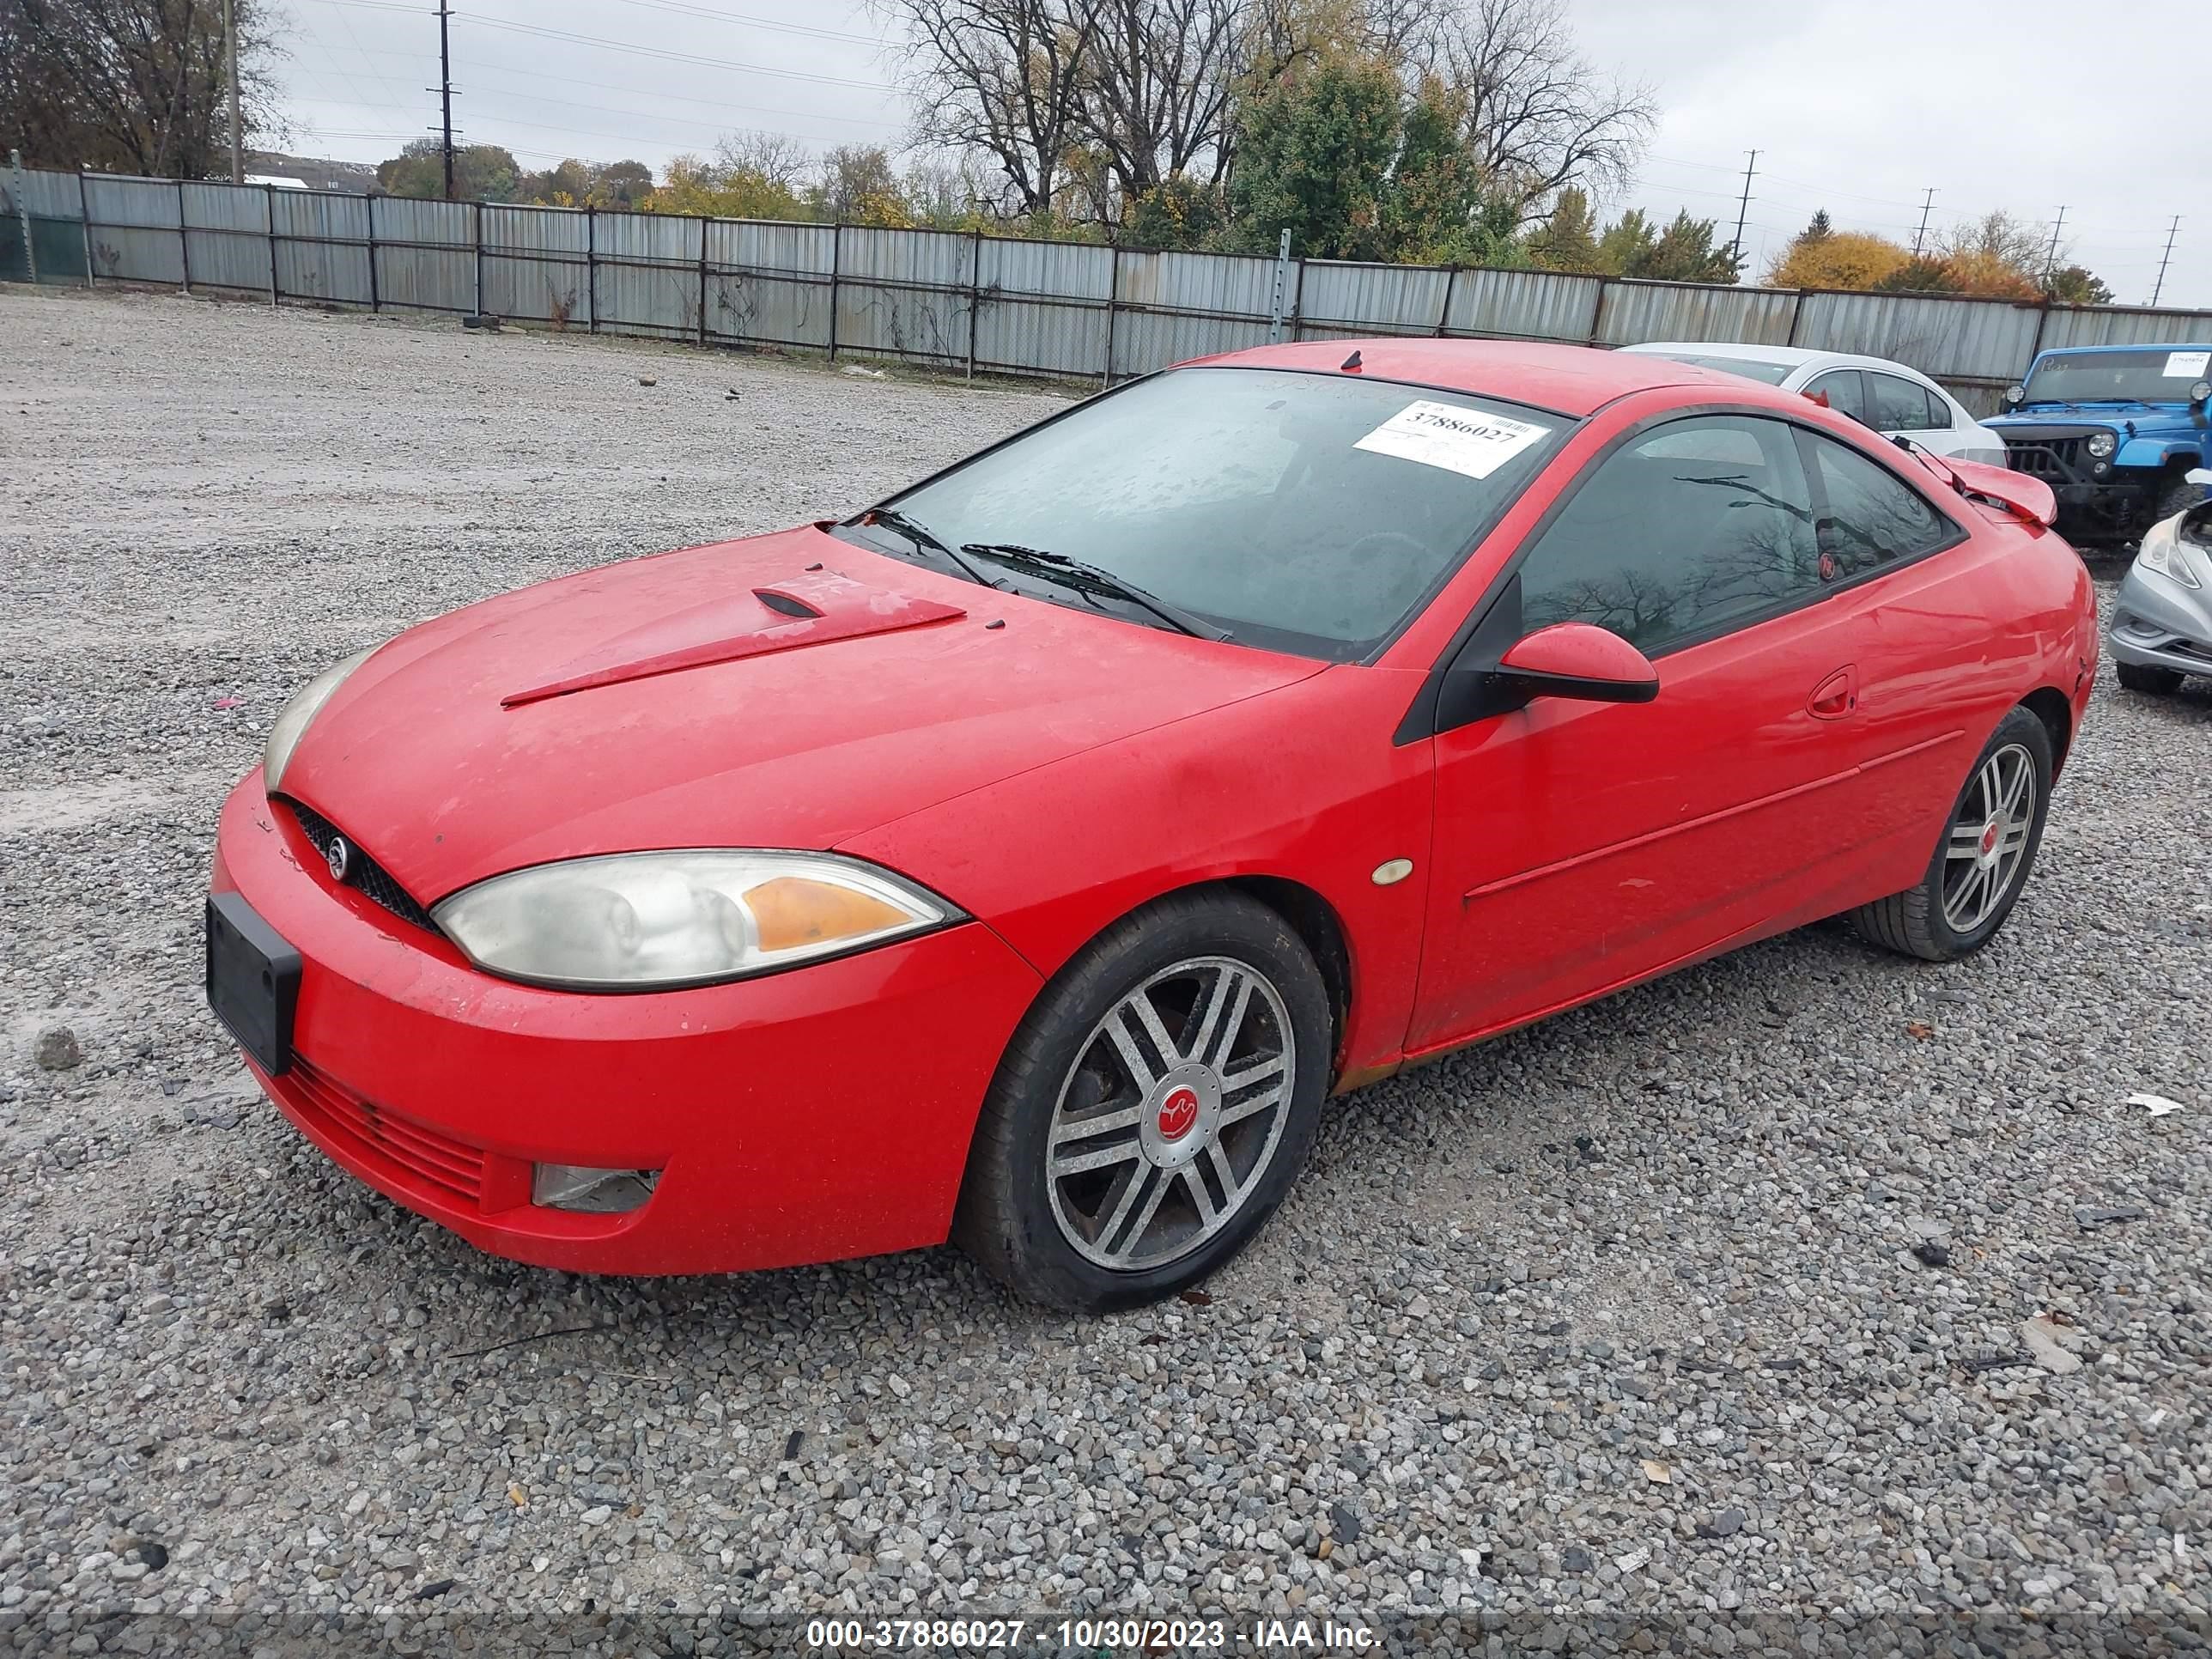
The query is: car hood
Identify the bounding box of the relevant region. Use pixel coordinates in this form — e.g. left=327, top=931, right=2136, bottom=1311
left=281, top=526, right=1322, bottom=902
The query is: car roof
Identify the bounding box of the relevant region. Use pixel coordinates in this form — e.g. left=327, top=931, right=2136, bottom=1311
left=1621, top=340, right=1825, bottom=369
left=2036, top=342, right=2212, bottom=357
left=1186, top=338, right=1744, bottom=418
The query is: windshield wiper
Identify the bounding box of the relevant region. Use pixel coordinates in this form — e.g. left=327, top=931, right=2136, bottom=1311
left=854, top=507, right=996, bottom=587
left=959, top=544, right=1231, bottom=641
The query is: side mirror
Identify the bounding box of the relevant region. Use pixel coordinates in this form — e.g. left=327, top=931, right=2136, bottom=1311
left=2003, top=384, right=2026, bottom=410
left=1495, top=622, right=1660, bottom=706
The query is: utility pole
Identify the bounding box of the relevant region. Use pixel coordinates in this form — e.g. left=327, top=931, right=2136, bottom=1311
left=436, top=0, right=456, bottom=200
left=1729, top=149, right=1759, bottom=265
left=2150, top=216, right=2181, bottom=307
left=2043, top=205, right=2066, bottom=283
left=1912, top=188, right=1936, bottom=257
left=222, top=0, right=242, bottom=183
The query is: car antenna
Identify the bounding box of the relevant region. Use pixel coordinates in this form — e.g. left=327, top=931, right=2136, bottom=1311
left=1340, top=349, right=1363, bottom=372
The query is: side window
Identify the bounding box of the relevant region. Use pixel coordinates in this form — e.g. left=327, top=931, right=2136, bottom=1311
left=1805, top=431, right=1960, bottom=580
left=1870, top=373, right=1941, bottom=431
left=1804, top=369, right=1868, bottom=424
left=1518, top=416, right=1820, bottom=653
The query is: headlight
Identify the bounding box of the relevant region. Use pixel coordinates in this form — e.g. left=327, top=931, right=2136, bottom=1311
left=263, top=647, right=377, bottom=794
left=2137, top=521, right=2203, bottom=590
left=432, top=851, right=959, bottom=989
left=2085, top=431, right=2117, bottom=459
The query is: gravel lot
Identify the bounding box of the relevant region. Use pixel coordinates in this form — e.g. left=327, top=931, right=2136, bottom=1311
left=2, top=286, right=2208, bottom=1654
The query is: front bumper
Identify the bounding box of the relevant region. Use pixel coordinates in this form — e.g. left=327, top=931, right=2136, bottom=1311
left=2110, top=564, right=2212, bottom=678
left=210, top=773, right=1042, bottom=1274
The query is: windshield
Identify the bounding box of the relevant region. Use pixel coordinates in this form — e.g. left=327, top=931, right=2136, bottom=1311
left=858, top=367, right=1564, bottom=660
left=2021, top=348, right=2211, bottom=405
left=1634, top=351, right=1796, bottom=386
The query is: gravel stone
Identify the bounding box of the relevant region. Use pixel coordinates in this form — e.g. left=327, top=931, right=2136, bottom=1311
left=32, top=1026, right=81, bottom=1070
left=1, top=286, right=2207, bottom=1642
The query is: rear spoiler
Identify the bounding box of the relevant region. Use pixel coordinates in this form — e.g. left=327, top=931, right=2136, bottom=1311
left=1906, top=444, right=2057, bottom=527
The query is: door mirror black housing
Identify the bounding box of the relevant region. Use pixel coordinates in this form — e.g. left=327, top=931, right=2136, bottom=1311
left=1494, top=622, right=1662, bottom=705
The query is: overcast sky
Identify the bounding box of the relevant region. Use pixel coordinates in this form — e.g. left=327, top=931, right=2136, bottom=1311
left=278, top=0, right=2209, bottom=308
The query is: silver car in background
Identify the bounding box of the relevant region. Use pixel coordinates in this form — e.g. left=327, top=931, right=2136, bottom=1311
left=1620, top=342, right=2006, bottom=464
left=2111, top=477, right=2212, bottom=696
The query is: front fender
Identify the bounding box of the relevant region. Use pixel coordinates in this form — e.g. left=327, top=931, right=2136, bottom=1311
left=2117, top=436, right=2204, bottom=470
left=837, top=665, right=1437, bottom=1088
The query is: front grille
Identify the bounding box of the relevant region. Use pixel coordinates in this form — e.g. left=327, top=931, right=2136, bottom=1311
left=2003, top=438, right=2081, bottom=480
left=283, top=799, right=439, bottom=932
left=286, top=1055, right=486, bottom=1204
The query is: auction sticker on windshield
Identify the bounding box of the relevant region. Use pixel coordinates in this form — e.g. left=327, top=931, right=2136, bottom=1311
left=2163, top=349, right=2210, bottom=379
left=1354, top=401, right=1551, bottom=480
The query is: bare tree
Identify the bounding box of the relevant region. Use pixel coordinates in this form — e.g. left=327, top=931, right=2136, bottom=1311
left=712, top=128, right=813, bottom=193
left=0, top=0, right=283, bottom=177
left=1081, top=0, right=1245, bottom=195
left=871, top=0, right=1108, bottom=216
left=1413, top=0, right=1653, bottom=218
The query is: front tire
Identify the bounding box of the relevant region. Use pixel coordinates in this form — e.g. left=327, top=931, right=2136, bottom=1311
left=1850, top=706, right=2053, bottom=962
left=952, top=890, right=1330, bottom=1312
left=2117, top=661, right=2185, bottom=696
left=2152, top=474, right=2209, bottom=527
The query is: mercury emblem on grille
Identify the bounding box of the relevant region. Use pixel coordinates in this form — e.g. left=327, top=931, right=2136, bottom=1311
left=325, top=836, right=353, bottom=884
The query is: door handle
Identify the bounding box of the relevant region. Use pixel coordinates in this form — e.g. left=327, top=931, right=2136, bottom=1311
left=1808, top=665, right=1857, bottom=720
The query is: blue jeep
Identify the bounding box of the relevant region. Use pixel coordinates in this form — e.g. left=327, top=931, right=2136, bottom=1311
left=1984, top=343, right=2211, bottom=543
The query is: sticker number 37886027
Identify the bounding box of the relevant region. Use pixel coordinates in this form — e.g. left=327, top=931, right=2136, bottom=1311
left=1354, top=400, right=1553, bottom=480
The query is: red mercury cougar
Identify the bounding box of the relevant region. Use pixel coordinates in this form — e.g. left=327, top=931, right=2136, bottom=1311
left=206, top=340, right=2096, bottom=1310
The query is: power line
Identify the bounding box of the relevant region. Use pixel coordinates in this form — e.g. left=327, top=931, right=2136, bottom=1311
left=456, top=14, right=896, bottom=93
left=1913, top=188, right=1935, bottom=257
left=605, top=0, right=884, bottom=47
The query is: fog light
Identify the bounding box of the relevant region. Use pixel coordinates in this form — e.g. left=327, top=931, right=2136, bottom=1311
left=2092, top=460, right=2110, bottom=477
left=532, top=1164, right=660, bottom=1213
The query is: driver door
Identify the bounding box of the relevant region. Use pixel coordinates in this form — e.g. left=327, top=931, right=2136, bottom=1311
left=1407, top=414, right=1877, bottom=1051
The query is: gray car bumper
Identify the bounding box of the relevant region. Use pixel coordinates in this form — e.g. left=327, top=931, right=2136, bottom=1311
left=2110, top=564, right=2212, bottom=677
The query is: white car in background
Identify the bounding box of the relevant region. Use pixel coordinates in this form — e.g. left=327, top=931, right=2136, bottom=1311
left=1620, top=342, right=2007, bottom=465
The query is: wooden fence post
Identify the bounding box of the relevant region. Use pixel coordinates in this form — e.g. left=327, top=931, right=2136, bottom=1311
left=696, top=216, right=709, bottom=346
left=473, top=201, right=484, bottom=316
left=365, top=193, right=379, bottom=313
left=264, top=183, right=278, bottom=307
left=176, top=179, right=190, bottom=293
left=1435, top=265, right=1458, bottom=337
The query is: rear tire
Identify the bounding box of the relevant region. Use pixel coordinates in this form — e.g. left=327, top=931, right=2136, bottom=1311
left=1850, top=706, right=2053, bottom=963
left=2117, top=661, right=2185, bottom=696
left=952, top=890, right=1329, bottom=1312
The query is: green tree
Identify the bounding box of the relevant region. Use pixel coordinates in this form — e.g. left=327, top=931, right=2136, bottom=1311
left=1378, top=81, right=1492, bottom=263
left=1801, top=208, right=1833, bottom=242
left=1124, top=173, right=1230, bottom=251
left=2043, top=264, right=2115, bottom=306
left=376, top=140, right=523, bottom=203
left=647, top=155, right=804, bottom=221
left=1226, top=54, right=1402, bottom=260
left=812, top=144, right=912, bottom=226
left=1526, top=186, right=1601, bottom=272
left=589, top=161, right=655, bottom=210
left=1626, top=210, right=1741, bottom=283
left=1594, top=207, right=1655, bottom=273
left=1875, top=256, right=1963, bottom=295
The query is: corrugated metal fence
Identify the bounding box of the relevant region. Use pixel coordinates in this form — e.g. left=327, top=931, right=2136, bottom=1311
left=8, top=167, right=2210, bottom=415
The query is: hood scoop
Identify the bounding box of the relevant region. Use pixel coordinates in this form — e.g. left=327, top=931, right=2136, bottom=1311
left=502, top=568, right=966, bottom=708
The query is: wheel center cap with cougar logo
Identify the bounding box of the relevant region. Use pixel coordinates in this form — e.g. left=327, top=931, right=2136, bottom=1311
left=1140, top=1062, right=1223, bottom=1170
left=1157, top=1086, right=1200, bottom=1142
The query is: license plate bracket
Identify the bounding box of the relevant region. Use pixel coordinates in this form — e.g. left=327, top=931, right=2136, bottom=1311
left=205, top=892, right=301, bottom=1076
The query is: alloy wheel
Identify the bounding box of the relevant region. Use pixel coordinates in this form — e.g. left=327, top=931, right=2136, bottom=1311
left=1942, top=741, right=2036, bottom=933
left=1044, top=956, right=1295, bottom=1272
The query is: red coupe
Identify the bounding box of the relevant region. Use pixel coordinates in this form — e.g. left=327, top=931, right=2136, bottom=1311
left=206, top=340, right=2095, bottom=1310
